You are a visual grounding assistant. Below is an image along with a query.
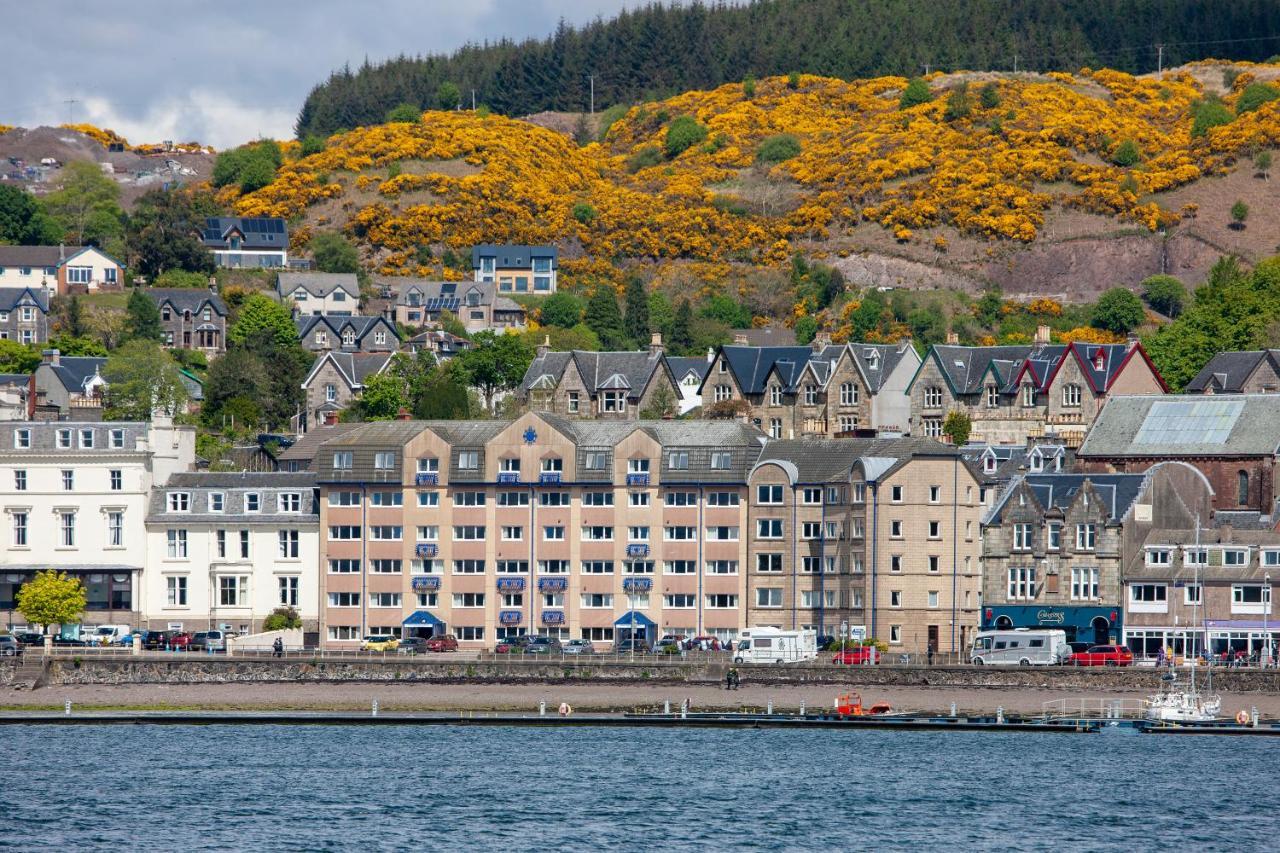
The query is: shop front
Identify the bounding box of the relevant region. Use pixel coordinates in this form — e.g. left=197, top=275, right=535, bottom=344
left=982, top=605, right=1120, bottom=646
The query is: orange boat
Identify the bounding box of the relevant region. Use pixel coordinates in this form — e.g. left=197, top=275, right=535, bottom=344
left=835, top=693, right=893, bottom=716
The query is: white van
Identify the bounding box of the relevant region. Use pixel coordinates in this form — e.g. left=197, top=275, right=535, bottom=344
left=970, top=629, right=1070, bottom=666
left=732, top=628, right=818, bottom=664
left=85, top=624, right=133, bottom=646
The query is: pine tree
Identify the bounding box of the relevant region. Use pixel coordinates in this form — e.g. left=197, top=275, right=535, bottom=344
left=623, top=277, right=650, bottom=345
left=124, top=288, right=163, bottom=342
left=584, top=285, right=626, bottom=349
left=671, top=298, right=694, bottom=353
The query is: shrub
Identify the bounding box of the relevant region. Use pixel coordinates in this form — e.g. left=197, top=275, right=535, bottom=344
left=572, top=202, right=597, bottom=224
left=153, top=269, right=209, bottom=288
left=596, top=103, right=628, bottom=141
left=942, top=410, right=972, bottom=445
left=1091, top=287, right=1145, bottom=334
left=943, top=84, right=971, bottom=121
left=1190, top=96, right=1233, bottom=138
left=435, top=82, right=460, bottom=111
left=787, top=71, right=800, bottom=89
left=742, top=75, right=756, bottom=99
left=385, top=103, right=420, bottom=123
left=626, top=145, right=663, bottom=173
left=1231, top=199, right=1249, bottom=227
left=756, top=133, right=801, bottom=163
left=1223, top=68, right=1242, bottom=89
left=979, top=82, right=1000, bottom=109
left=1140, top=274, right=1186, bottom=318
left=299, top=135, right=326, bottom=157
left=263, top=607, right=302, bottom=631
left=1236, top=82, right=1280, bottom=115
left=711, top=194, right=748, bottom=216
left=664, top=116, right=708, bottom=158
left=1111, top=139, right=1141, bottom=167
left=899, top=77, right=933, bottom=109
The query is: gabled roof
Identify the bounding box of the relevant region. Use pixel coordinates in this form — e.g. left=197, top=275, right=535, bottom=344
left=277, top=272, right=359, bottom=298
left=201, top=217, right=287, bottom=250
left=147, top=288, right=227, bottom=316
left=470, top=244, right=557, bottom=269
left=716, top=345, right=816, bottom=394
left=0, top=245, right=83, bottom=268
left=664, top=356, right=711, bottom=384
left=1048, top=341, right=1169, bottom=395
left=986, top=473, right=1146, bottom=525
left=276, top=422, right=363, bottom=462
left=0, top=286, right=50, bottom=312
left=754, top=436, right=965, bottom=484
left=303, top=351, right=394, bottom=391
left=1078, top=395, right=1280, bottom=458
left=520, top=350, right=670, bottom=398
left=42, top=356, right=106, bottom=393
left=296, top=314, right=396, bottom=345
left=1185, top=351, right=1278, bottom=394
left=846, top=342, right=915, bottom=394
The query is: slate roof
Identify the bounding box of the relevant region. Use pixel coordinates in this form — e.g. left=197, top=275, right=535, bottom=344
left=146, top=472, right=317, bottom=523
left=755, top=436, right=962, bottom=483
left=201, top=217, right=288, bottom=251
left=0, top=245, right=83, bottom=268
left=665, top=356, right=711, bottom=384
left=307, top=352, right=393, bottom=390
left=277, top=272, right=359, bottom=298
left=713, top=341, right=915, bottom=397
left=831, top=342, right=915, bottom=394
left=733, top=326, right=797, bottom=347
left=0, top=421, right=148, bottom=452
left=277, top=422, right=363, bottom=463
left=1078, top=395, right=1280, bottom=458
left=147, top=288, right=227, bottom=316
left=1185, top=351, right=1278, bottom=393
left=719, top=345, right=816, bottom=394
left=296, top=314, right=396, bottom=345
left=0, top=373, right=28, bottom=387
left=43, top=356, right=106, bottom=393
left=520, top=350, right=669, bottom=398
left=471, top=244, right=557, bottom=270
left=0, top=286, right=49, bottom=312
left=924, top=341, right=1163, bottom=397
left=927, top=344, right=1060, bottom=394
left=986, top=473, right=1147, bottom=524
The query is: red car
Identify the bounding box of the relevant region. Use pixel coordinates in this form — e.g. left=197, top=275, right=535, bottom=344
left=424, top=634, right=459, bottom=652
left=1067, top=644, right=1134, bottom=667
left=832, top=646, right=879, bottom=665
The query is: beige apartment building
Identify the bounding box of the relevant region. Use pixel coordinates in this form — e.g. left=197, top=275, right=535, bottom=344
left=315, top=414, right=764, bottom=649
left=746, top=438, right=984, bottom=654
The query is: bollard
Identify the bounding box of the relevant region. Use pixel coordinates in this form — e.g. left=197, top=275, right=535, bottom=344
left=680, top=700, right=687, bottom=720
left=799, top=700, right=805, bottom=716
left=950, top=702, right=957, bottom=718
left=1252, top=706, right=1259, bottom=727
left=766, top=699, right=773, bottom=715
left=65, top=700, right=71, bottom=716
left=996, top=706, right=1004, bottom=724
left=539, top=700, right=546, bottom=717
left=664, top=699, right=670, bottom=715
left=371, top=699, right=379, bottom=717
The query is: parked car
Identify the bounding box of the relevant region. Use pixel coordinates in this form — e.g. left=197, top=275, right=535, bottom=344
left=397, top=637, right=428, bottom=655
left=168, top=632, right=194, bottom=650
left=685, top=636, right=721, bottom=651
left=1067, top=645, right=1134, bottom=667
left=525, top=636, right=563, bottom=655
left=50, top=636, right=87, bottom=647
left=495, top=635, right=532, bottom=654
left=0, top=635, right=21, bottom=656
left=84, top=624, right=133, bottom=646
left=1067, top=641, right=1093, bottom=657
left=140, top=631, right=170, bottom=650
left=832, top=646, right=879, bottom=665
left=361, top=635, right=399, bottom=652
left=614, top=638, right=651, bottom=654
left=13, top=631, right=44, bottom=647
left=562, top=639, right=595, bottom=656
left=424, top=634, right=459, bottom=653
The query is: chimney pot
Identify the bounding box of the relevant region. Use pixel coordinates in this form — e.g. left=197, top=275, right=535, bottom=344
left=396, top=407, right=411, bottom=421
left=649, top=332, right=664, bottom=356
left=536, top=334, right=551, bottom=358
left=1035, top=324, right=1052, bottom=345
left=42, top=348, right=60, bottom=366
left=323, top=411, right=337, bottom=426
left=945, top=331, right=959, bottom=345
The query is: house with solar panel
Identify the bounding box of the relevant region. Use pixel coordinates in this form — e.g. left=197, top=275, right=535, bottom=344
left=1077, top=395, right=1280, bottom=515
left=200, top=217, right=288, bottom=269
left=906, top=327, right=1167, bottom=446
left=378, top=278, right=525, bottom=333
left=296, top=315, right=399, bottom=355
left=471, top=244, right=557, bottom=294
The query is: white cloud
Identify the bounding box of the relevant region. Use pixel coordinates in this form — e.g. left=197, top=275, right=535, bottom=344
left=77, top=92, right=296, bottom=150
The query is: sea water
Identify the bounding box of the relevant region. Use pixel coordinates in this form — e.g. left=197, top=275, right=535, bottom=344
left=3, top=725, right=1275, bottom=851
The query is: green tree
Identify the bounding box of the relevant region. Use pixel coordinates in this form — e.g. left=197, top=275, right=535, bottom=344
left=202, top=347, right=273, bottom=428
left=63, top=294, right=86, bottom=337
left=230, top=294, right=298, bottom=349
left=0, top=339, right=40, bottom=373
left=943, top=83, right=971, bottom=121
left=16, top=570, right=87, bottom=631
left=623, top=276, right=650, bottom=344
left=1091, top=287, right=1145, bottom=334
left=437, top=308, right=469, bottom=339
left=1111, top=139, right=1141, bottom=167
left=571, top=202, right=596, bottom=224
left=584, top=285, right=626, bottom=348
left=701, top=293, right=751, bottom=328
left=787, top=71, right=801, bottom=89
left=979, top=82, right=1001, bottom=109
left=975, top=287, right=1003, bottom=326
left=1236, top=82, right=1280, bottom=115
left=1256, top=150, right=1272, bottom=180
left=522, top=322, right=601, bottom=352
left=664, top=115, right=708, bottom=158
left=1140, top=274, right=1186, bottom=318
left=793, top=315, right=818, bottom=344
left=756, top=133, right=801, bottom=163
left=352, top=372, right=409, bottom=420
left=411, top=358, right=477, bottom=419
left=942, top=409, right=972, bottom=446
left=126, top=188, right=217, bottom=278
left=647, top=291, right=674, bottom=338
left=124, top=288, right=163, bottom=342
left=386, top=102, right=421, bottom=122
left=540, top=292, right=584, bottom=327
left=742, top=75, right=756, bottom=98
left=671, top=298, right=694, bottom=352
left=1231, top=200, right=1249, bottom=228
left=0, top=184, right=62, bottom=244
left=899, top=77, right=933, bottom=109
left=47, top=334, right=107, bottom=357
left=299, top=135, right=326, bottom=157
left=310, top=231, right=361, bottom=273
left=639, top=381, right=679, bottom=419
left=262, top=607, right=302, bottom=631
left=103, top=339, right=188, bottom=419
left=436, top=82, right=461, bottom=110
left=152, top=269, right=210, bottom=288
left=41, top=161, right=123, bottom=250
left=456, top=331, right=534, bottom=411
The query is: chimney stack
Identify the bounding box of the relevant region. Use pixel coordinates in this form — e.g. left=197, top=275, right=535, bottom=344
left=323, top=411, right=337, bottom=427
left=209, top=276, right=218, bottom=294
left=733, top=333, right=749, bottom=345
left=396, top=407, right=412, bottom=421
left=536, top=334, right=551, bottom=358
left=945, top=331, right=959, bottom=345
left=1034, top=324, right=1052, bottom=345
left=811, top=330, right=831, bottom=353
left=649, top=332, right=664, bottom=357
left=706, top=346, right=716, bottom=363
left=1126, top=334, right=1139, bottom=352
left=42, top=348, right=60, bottom=367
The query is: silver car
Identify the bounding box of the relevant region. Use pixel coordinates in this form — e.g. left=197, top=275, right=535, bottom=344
left=562, top=639, right=595, bottom=656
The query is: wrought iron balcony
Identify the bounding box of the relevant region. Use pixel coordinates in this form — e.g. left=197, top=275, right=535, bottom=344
left=415, top=472, right=438, bottom=486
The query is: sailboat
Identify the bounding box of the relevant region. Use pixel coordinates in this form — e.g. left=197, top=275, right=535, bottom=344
left=1144, top=517, right=1221, bottom=723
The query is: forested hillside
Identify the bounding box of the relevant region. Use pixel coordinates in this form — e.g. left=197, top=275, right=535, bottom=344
left=296, top=0, right=1280, bottom=137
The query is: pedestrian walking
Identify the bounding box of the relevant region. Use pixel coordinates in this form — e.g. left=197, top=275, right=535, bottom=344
left=927, top=644, right=935, bottom=667
left=273, top=637, right=284, bottom=658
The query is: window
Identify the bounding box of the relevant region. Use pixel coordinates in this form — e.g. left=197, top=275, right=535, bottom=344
left=539, top=559, right=569, bottom=574
left=57, top=429, right=72, bottom=449
left=12, top=511, right=27, bottom=546
left=713, top=385, right=731, bottom=403
left=567, top=392, right=580, bottom=413
left=840, top=382, right=858, bottom=405
left=580, top=593, right=613, bottom=609
left=1232, top=584, right=1271, bottom=611
left=705, top=594, right=737, bottom=609
left=1075, top=524, right=1096, bottom=551
left=79, top=429, right=94, bottom=449
left=756, top=519, right=783, bottom=539
left=417, top=525, right=439, bottom=541
left=329, top=559, right=360, bottom=574
left=838, top=415, right=857, bottom=432
left=333, top=452, right=353, bottom=470
left=374, top=451, right=395, bottom=470
left=329, top=491, right=359, bottom=507
left=1022, top=384, right=1036, bottom=407
left=602, top=390, right=627, bottom=412
left=59, top=511, right=75, bottom=547
left=707, top=491, right=739, bottom=506
left=923, top=386, right=943, bottom=408
left=1146, top=548, right=1172, bottom=567
left=497, top=491, right=529, bottom=506
left=890, top=520, right=902, bottom=538
left=928, top=520, right=941, bottom=538
left=452, top=525, right=484, bottom=541
left=1071, top=567, right=1100, bottom=600
left=665, top=560, right=696, bottom=575
left=13, top=470, right=25, bottom=491
left=769, top=418, right=782, bottom=439
left=985, top=384, right=999, bottom=408
left=418, top=492, right=439, bottom=508
left=495, top=560, right=528, bottom=574
left=710, top=451, right=732, bottom=470
left=707, top=560, right=738, bottom=575
left=329, top=592, right=360, bottom=607
left=14, top=428, right=30, bottom=449
left=1046, top=523, right=1061, bottom=551
left=581, top=525, right=613, bottom=541
left=628, top=491, right=649, bottom=507
left=628, top=526, right=649, bottom=541
left=370, top=559, right=402, bottom=574
left=239, top=530, right=250, bottom=559
left=244, top=493, right=260, bottom=513
left=370, top=491, right=403, bottom=507
left=890, top=485, right=903, bottom=502
left=501, top=525, right=524, bottom=541
left=624, top=561, right=654, bottom=575
left=1012, top=523, right=1033, bottom=551
left=928, top=591, right=939, bottom=608
left=369, top=592, right=401, bottom=608
left=167, top=576, right=188, bottom=607
left=803, top=385, right=817, bottom=406
left=329, top=525, right=361, bottom=540
left=706, top=525, right=738, bottom=541
left=328, top=626, right=360, bottom=641
left=582, top=560, right=614, bottom=574
left=801, top=521, right=822, bottom=540
left=583, top=490, right=614, bottom=507
left=1061, top=383, right=1082, bottom=408
left=757, top=485, right=783, bottom=504
left=110, top=429, right=124, bottom=449
left=1007, top=567, right=1036, bottom=600
left=543, top=526, right=565, bottom=541
left=458, top=450, right=481, bottom=471
left=665, top=594, right=696, bottom=608
left=667, top=451, right=689, bottom=470
left=453, top=560, right=485, bottom=574
left=929, top=556, right=940, bottom=573
left=277, top=492, right=302, bottom=513
left=665, top=491, right=697, bottom=507
left=1184, top=547, right=1208, bottom=566
left=342, top=330, right=356, bottom=347
left=220, top=576, right=250, bottom=607
left=61, top=470, right=74, bottom=491
left=756, top=554, right=782, bottom=573
left=890, top=555, right=902, bottom=572
left=454, top=491, right=486, bottom=507
left=457, top=627, right=486, bottom=642
left=890, top=626, right=902, bottom=644
left=1130, top=584, right=1168, bottom=612
left=278, top=530, right=300, bottom=558
left=279, top=577, right=299, bottom=607
left=1184, top=584, right=1202, bottom=605
left=756, top=588, right=783, bottom=608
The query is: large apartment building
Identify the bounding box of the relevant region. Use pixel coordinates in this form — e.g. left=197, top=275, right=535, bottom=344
left=314, top=414, right=766, bottom=649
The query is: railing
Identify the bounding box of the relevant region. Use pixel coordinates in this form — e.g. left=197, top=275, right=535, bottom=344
left=1041, top=698, right=1146, bottom=721
left=626, top=473, right=650, bottom=486
left=415, top=472, right=438, bottom=486
left=415, top=543, right=438, bottom=558
left=626, top=544, right=650, bottom=557
left=538, top=472, right=562, bottom=484
left=497, top=472, right=521, bottom=484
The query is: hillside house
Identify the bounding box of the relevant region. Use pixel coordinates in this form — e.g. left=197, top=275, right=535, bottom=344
left=0, top=286, right=51, bottom=345
left=378, top=278, right=525, bottom=332
left=0, top=245, right=123, bottom=294
left=200, top=217, right=288, bottom=269
left=1186, top=351, right=1280, bottom=394
left=471, top=244, right=557, bottom=294
left=300, top=351, right=394, bottom=432
left=520, top=336, right=681, bottom=419
left=296, top=315, right=398, bottom=355
left=277, top=272, right=360, bottom=316
left=149, top=288, right=228, bottom=355
left=32, top=349, right=107, bottom=418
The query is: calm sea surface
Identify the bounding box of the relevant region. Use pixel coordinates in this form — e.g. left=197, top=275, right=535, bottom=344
left=3, top=724, right=1276, bottom=851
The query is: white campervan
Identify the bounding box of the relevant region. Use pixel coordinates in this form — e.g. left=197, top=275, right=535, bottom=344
left=970, top=629, right=1070, bottom=666
left=732, top=628, right=818, bottom=664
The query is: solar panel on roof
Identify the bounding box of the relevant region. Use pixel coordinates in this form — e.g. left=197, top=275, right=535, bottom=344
left=425, top=297, right=460, bottom=311
left=1132, top=399, right=1244, bottom=447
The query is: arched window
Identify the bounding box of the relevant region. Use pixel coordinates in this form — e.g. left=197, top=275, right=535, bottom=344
left=1238, top=470, right=1250, bottom=506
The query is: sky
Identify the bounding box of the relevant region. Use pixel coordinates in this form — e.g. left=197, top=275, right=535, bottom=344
left=0, top=0, right=645, bottom=149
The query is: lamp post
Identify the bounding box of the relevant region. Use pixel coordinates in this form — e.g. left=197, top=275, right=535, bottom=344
left=1265, top=573, right=1271, bottom=668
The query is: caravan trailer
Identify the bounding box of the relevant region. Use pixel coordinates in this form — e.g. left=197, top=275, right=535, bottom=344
left=732, top=628, right=818, bottom=664
left=970, top=629, right=1071, bottom=666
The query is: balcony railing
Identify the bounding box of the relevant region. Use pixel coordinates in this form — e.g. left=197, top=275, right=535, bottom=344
left=415, top=472, right=438, bottom=486
left=626, top=473, right=650, bottom=486
left=626, top=544, right=650, bottom=557
left=499, top=610, right=523, bottom=625
left=415, top=543, right=438, bottom=558
left=622, top=577, right=653, bottom=593
left=496, top=577, right=526, bottom=592
left=538, top=471, right=562, bottom=484
left=497, top=472, right=521, bottom=484
left=541, top=610, right=565, bottom=625
left=411, top=576, right=440, bottom=591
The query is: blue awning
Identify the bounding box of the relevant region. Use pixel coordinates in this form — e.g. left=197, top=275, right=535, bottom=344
left=613, top=611, right=656, bottom=628
left=402, top=610, right=443, bottom=627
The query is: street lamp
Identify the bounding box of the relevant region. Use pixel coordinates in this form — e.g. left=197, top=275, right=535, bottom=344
left=1265, top=573, right=1271, bottom=667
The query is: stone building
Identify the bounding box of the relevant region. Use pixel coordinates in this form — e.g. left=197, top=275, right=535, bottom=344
left=277, top=272, right=360, bottom=317
left=300, top=351, right=394, bottom=433
left=520, top=337, right=680, bottom=419
left=149, top=288, right=228, bottom=355
left=296, top=315, right=399, bottom=355
left=0, top=286, right=51, bottom=345
left=1185, top=351, right=1280, bottom=394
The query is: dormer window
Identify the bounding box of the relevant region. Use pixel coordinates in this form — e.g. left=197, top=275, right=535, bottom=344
left=375, top=330, right=387, bottom=345
left=342, top=330, right=356, bottom=347
left=500, top=458, right=521, bottom=473
left=985, top=384, right=998, bottom=408
left=541, top=457, right=563, bottom=473
left=230, top=236, right=241, bottom=250
left=770, top=385, right=781, bottom=406
left=1022, top=384, right=1036, bottom=407
left=983, top=455, right=996, bottom=474
left=167, top=492, right=191, bottom=513
left=1094, top=351, right=1105, bottom=371
left=14, top=428, right=30, bottom=449
left=1029, top=452, right=1043, bottom=473
left=203, top=308, right=212, bottom=321
left=162, top=307, right=172, bottom=321
left=333, top=291, right=346, bottom=302
left=628, top=458, right=650, bottom=474
left=315, top=331, right=328, bottom=346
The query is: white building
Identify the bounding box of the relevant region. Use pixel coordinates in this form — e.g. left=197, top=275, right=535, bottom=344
left=0, top=418, right=196, bottom=629
left=277, top=272, right=360, bottom=317
left=142, top=473, right=319, bottom=638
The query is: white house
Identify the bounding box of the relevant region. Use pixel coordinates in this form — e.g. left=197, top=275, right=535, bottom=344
left=277, top=272, right=360, bottom=316
left=141, top=473, right=320, bottom=637
left=0, top=245, right=124, bottom=295
left=0, top=417, right=196, bottom=629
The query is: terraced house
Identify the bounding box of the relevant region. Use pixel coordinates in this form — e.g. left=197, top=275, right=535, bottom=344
left=906, top=330, right=1166, bottom=445
left=700, top=339, right=920, bottom=438
left=520, top=336, right=680, bottom=419
left=296, top=315, right=398, bottom=355
left=314, top=414, right=764, bottom=649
